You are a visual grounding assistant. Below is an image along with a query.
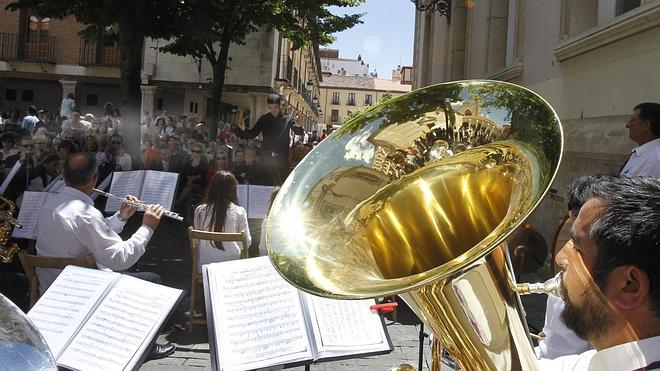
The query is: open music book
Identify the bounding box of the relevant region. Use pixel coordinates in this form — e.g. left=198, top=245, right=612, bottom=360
left=236, top=184, right=275, bottom=219
left=203, top=256, right=393, bottom=371
left=105, top=170, right=179, bottom=212
left=27, top=266, right=183, bottom=371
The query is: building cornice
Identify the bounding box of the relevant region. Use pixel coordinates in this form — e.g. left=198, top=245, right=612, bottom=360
left=554, top=2, right=660, bottom=62
left=488, top=62, right=524, bottom=82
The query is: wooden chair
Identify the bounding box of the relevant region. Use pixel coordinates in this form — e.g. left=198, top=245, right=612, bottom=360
left=18, top=250, right=96, bottom=308
left=187, top=226, right=249, bottom=334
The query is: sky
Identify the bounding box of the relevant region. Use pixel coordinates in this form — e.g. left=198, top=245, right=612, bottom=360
left=327, top=0, right=415, bottom=80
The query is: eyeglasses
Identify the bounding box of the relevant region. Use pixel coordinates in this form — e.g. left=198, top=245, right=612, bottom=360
left=111, top=141, right=121, bottom=145
left=191, top=150, right=201, bottom=153
left=22, top=144, right=34, bottom=148
left=216, top=157, right=226, bottom=160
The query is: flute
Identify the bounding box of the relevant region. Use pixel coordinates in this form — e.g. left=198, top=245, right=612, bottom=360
left=93, top=189, right=184, bottom=221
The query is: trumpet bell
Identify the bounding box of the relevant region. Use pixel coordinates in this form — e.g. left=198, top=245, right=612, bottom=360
left=266, top=80, right=562, bottom=370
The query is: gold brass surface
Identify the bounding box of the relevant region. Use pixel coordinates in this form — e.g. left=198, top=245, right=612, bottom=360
left=266, top=80, right=563, bottom=370
left=0, top=196, right=19, bottom=264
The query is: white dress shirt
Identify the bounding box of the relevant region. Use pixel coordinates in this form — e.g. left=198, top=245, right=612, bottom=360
left=620, top=138, right=660, bottom=177
left=538, top=335, right=660, bottom=371
left=35, top=186, right=154, bottom=293
left=193, top=202, right=251, bottom=273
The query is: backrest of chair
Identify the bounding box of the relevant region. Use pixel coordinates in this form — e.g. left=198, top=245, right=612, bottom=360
left=187, top=227, right=249, bottom=263
left=18, top=250, right=96, bottom=308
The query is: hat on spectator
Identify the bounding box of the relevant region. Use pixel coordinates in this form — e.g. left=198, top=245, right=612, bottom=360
left=0, top=131, right=19, bottom=142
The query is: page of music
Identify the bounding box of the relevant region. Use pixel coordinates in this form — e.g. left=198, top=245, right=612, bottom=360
left=206, top=256, right=312, bottom=370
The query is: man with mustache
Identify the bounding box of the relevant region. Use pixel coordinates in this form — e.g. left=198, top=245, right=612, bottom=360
left=538, top=175, right=660, bottom=369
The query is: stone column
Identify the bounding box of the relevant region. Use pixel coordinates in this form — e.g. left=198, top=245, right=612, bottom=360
left=140, top=85, right=157, bottom=118
left=249, top=93, right=259, bottom=127
left=59, top=80, right=77, bottom=100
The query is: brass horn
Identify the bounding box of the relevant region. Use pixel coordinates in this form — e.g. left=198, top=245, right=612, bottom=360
left=266, top=80, right=563, bottom=370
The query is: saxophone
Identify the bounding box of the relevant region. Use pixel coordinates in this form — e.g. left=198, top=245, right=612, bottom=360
left=0, top=196, right=20, bottom=264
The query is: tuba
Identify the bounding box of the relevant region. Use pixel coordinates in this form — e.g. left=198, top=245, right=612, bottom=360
left=0, top=196, right=20, bottom=264
left=266, top=81, right=563, bottom=370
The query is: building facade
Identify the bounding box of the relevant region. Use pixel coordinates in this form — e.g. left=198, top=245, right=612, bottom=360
left=319, top=73, right=412, bottom=128
left=0, top=2, right=321, bottom=130
left=412, top=0, right=660, bottom=241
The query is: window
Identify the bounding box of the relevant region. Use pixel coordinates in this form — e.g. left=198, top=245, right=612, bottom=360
left=331, top=109, right=339, bottom=122
left=332, top=92, right=340, bottom=105
left=21, top=90, right=34, bottom=102
left=365, top=94, right=373, bottom=105
left=86, top=94, right=99, bottom=106
left=5, top=89, right=16, bottom=101
left=347, top=93, right=356, bottom=106
left=616, top=0, right=641, bottom=16
left=157, top=98, right=164, bottom=110
left=26, top=16, right=50, bottom=43
left=189, top=102, right=198, bottom=113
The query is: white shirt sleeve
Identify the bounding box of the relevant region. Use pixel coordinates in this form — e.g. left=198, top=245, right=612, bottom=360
left=73, top=213, right=153, bottom=271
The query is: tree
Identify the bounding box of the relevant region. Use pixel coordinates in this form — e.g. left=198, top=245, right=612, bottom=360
left=6, top=0, right=180, bottom=161
left=161, top=0, right=364, bottom=138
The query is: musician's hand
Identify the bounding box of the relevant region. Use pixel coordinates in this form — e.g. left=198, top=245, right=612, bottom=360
left=142, top=204, right=164, bottom=230
left=119, top=195, right=140, bottom=220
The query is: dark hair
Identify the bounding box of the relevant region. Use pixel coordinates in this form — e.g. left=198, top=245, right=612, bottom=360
left=569, top=175, right=660, bottom=316
left=63, top=152, right=97, bottom=187
left=27, top=105, right=37, bottom=115
left=57, top=139, right=78, bottom=154
left=634, top=102, right=660, bottom=137
left=202, top=171, right=238, bottom=248
left=266, top=93, right=282, bottom=105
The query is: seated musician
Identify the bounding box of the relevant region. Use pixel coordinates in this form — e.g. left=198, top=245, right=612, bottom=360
left=35, top=152, right=175, bottom=359
left=538, top=175, right=660, bottom=369
left=193, top=171, right=251, bottom=272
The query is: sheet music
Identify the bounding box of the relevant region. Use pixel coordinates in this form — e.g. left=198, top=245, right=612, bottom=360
left=43, top=174, right=63, bottom=192
left=247, top=185, right=275, bottom=219
left=207, top=256, right=312, bottom=370
left=304, top=294, right=387, bottom=350
left=11, top=191, right=49, bottom=239
left=0, top=160, right=22, bottom=194
left=236, top=184, right=248, bottom=210
left=47, top=179, right=66, bottom=194
left=105, top=171, right=145, bottom=212
left=140, top=171, right=179, bottom=211
left=57, top=275, right=182, bottom=371
left=91, top=173, right=113, bottom=201
left=27, top=266, right=118, bottom=357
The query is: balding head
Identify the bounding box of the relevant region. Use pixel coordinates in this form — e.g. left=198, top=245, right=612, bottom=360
left=64, top=152, right=97, bottom=188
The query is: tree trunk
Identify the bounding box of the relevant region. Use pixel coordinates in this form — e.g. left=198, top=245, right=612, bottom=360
left=206, top=28, right=232, bottom=140
left=117, top=0, right=146, bottom=168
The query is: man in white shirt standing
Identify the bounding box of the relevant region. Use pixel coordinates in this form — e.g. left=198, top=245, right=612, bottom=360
left=620, top=102, right=660, bottom=177
left=538, top=176, right=660, bottom=370
left=35, top=152, right=175, bottom=359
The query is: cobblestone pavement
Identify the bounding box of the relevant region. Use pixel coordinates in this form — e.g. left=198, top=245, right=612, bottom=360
left=121, top=217, right=547, bottom=371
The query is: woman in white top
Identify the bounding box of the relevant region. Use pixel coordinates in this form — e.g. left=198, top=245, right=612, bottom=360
left=194, top=171, right=251, bottom=273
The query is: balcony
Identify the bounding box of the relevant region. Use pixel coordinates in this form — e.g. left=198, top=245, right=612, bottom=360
left=79, top=40, right=121, bottom=66
left=0, top=32, right=57, bottom=63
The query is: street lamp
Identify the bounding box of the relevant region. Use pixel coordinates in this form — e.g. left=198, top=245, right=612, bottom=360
left=410, top=0, right=451, bottom=21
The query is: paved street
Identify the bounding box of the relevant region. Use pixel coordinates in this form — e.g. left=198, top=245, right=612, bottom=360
left=124, top=217, right=547, bottom=371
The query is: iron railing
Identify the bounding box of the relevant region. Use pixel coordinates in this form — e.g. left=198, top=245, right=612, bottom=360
left=79, top=39, right=121, bottom=66
left=0, top=32, right=57, bottom=63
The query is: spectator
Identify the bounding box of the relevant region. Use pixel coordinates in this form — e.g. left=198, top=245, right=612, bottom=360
left=206, top=150, right=230, bottom=183
left=21, top=105, right=39, bottom=136
left=27, top=152, right=60, bottom=192
left=142, top=138, right=159, bottom=170
left=59, top=93, right=76, bottom=120
left=174, top=142, right=208, bottom=221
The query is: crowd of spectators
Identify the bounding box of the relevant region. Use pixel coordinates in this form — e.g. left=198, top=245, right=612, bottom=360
left=0, top=102, right=328, bottom=223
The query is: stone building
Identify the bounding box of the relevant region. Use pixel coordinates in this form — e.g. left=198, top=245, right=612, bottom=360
left=412, top=0, right=660, bottom=241
left=0, top=2, right=321, bottom=130
left=319, top=72, right=412, bottom=129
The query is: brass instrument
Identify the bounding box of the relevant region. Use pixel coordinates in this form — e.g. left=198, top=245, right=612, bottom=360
left=265, top=81, right=563, bottom=370
left=0, top=196, right=21, bottom=264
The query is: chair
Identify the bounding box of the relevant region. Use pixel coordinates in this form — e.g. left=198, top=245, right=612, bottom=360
left=18, top=250, right=96, bottom=308
left=187, top=226, right=249, bottom=334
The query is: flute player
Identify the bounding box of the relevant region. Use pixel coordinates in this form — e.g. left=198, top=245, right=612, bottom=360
left=33, top=152, right=176, bottom=358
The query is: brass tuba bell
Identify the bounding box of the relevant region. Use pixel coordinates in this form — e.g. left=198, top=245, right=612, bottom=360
left=266, top=80, right=563, bottom=370
left=0, top=196, right=20, bottom=264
